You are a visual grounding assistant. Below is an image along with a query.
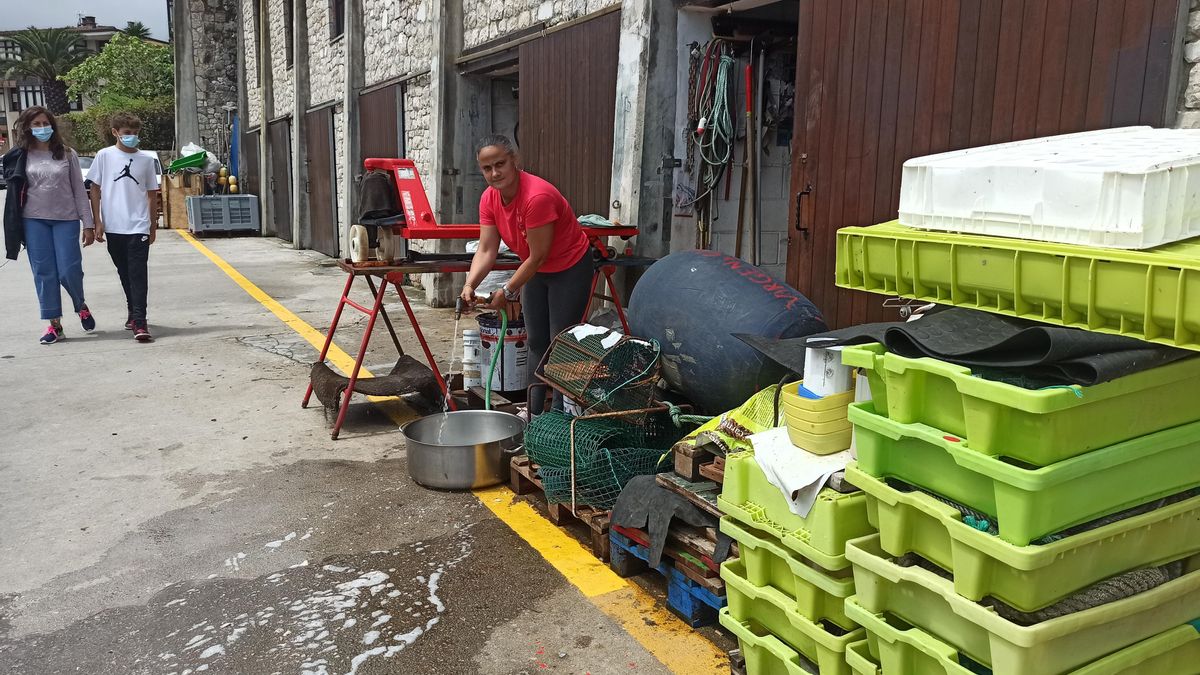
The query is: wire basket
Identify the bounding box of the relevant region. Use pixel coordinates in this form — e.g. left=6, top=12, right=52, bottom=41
left=525, top=409, right=697, bottom=511
left=539, top=324, right=661, bottom=414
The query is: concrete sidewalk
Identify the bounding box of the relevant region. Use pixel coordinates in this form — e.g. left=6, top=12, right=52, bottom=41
left=0, top=211, right=727, bottom=673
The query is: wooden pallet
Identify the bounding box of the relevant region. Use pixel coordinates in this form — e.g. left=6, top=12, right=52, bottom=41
left=729, top=649, right=746, bottom=675
left=510, top=454, right=611, bottom=561
left=656, top=472, right=722, bottom=519
left=609, top=531, right=725, bottom=627
left=699, top=454, right=726, bottom=483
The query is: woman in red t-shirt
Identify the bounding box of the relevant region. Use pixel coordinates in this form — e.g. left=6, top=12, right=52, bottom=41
left=462, top=135, right=592, bottom=415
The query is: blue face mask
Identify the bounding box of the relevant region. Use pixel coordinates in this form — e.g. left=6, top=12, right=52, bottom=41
left=31, top=127, right=53, bottom=142
left=120, top=135, right=140, bottom=148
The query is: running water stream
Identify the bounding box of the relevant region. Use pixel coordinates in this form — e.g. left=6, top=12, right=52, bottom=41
left=432, top=315, right=461, bottom=444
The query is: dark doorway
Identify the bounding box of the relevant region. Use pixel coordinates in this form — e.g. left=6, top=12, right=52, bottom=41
left=267, top=118, right=293, bottom=242
left=304, top=106, right=338, bottom=257
left=241, top=130, right=260, bottom=197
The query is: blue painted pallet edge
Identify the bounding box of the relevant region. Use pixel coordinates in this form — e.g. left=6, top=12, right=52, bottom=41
left=610, top=531, right=726, bottom=628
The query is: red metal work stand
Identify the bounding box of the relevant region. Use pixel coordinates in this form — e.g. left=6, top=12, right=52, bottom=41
left=302, top=259, right=516, bottom=440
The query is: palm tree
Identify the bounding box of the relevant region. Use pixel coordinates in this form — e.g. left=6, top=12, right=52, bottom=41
left=123, top=21, right=152, bottom=40
left=0, top=27, right=87, bottom=115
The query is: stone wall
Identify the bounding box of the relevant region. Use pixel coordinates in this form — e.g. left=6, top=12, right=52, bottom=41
left=242, top=0, right=262, bottom=127
left=462, top=0, right=618, bottom=49
left=334, top=102, right=347, bottom=249
left=363, top=0, right=433, bottom=86
left=404, top=73, right=433, bottom=179
left=1180, top=1, right=1200, bottom=128
left=308, top=0, right=346, bottom=106
left=269, top=0, right=295, bottom=119
left=187, top=0, right=239, bottom=148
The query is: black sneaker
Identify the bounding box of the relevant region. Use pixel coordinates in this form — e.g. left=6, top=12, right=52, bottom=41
left=39, top=324, right=62, bottom=345
left=79, top=305, right=96, bottom=332
left=133, top=321, right=154, bottom=342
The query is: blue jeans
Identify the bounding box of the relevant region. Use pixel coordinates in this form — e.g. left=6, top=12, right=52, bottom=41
left=24, top=218, right=86, bottom=320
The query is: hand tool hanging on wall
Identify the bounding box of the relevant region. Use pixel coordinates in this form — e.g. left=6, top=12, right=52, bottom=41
left=734, top=62, right=752, bottom=259
left=687, top=39, right=735, bottom=250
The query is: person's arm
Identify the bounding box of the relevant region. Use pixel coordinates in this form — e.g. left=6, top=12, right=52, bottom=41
left=89, top=184, right=105, bottom=242
left=147, top=190, right=159, bottom=243
left=462, top=225, right=500, bottom=303
left=86, top=153, right=105, bottom=242
left=66, top=152, right=96, bottom=245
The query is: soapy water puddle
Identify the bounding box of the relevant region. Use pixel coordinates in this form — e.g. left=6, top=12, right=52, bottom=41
left=0, top=528, right=474, bottom=675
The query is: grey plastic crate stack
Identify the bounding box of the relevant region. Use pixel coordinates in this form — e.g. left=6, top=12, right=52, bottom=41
left=186, top=195, right=260, bottom=233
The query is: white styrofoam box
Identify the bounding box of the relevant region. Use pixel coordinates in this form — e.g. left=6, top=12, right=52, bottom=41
left=898, top=126, right=1200, bottom=250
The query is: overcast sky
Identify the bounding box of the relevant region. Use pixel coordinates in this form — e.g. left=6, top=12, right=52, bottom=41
left=0, top=1, right=171, bottom=41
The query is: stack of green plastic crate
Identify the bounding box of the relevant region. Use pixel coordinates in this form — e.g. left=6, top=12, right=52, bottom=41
left=717, top=451, right=877, bottom=674
left=837, top=342, right=1200, bottom=674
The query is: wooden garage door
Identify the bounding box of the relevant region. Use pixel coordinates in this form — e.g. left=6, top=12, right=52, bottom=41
left=304, top=106, right=339, bottom=257
left=359, top=83, right=403, bottom=160
left=267, top=119, right=293, bottom=242
left=518, top=11, right=620, bottom=217
left=788, top=0, right=1183, bottom=328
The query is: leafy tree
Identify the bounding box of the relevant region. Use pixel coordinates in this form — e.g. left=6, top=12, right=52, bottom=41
left=123, top=21, right=152, bottom=39
left=62, top=96, right=175, bottom=153
left=0, top=27, right=88, bottom=114
left=64, top=33, right=173, bottom=104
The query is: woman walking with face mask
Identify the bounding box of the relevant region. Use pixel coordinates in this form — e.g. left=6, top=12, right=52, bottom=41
left=2, top=106, right=98, bottom=344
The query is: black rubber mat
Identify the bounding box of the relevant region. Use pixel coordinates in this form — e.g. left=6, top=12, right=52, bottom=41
left=743, top=308, right=1193, bottom=387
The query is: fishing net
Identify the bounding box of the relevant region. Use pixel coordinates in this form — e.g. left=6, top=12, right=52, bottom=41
left=540, top=324, right=661, bottom=414
left=670, top=385, right=782, bottom=458
left=525, top=410, right=696, bottom=510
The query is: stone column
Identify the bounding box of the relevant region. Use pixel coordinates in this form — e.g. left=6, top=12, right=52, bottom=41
left=173, top=0, right=200, bottom=146
left=425, top=0, right=466, bottom=308
left=609, top=0, right=677, bottom=260
left=258, top=0, right=275, bottom=236
left=291, top=0, right=310, bottom=245
left=340, top=0, right=366, bottom=257
left=1178, top=1, right=1200, bottom=128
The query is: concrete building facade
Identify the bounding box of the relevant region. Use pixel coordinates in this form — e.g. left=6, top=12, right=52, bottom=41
left=181, top=0, right=1200, bottom=309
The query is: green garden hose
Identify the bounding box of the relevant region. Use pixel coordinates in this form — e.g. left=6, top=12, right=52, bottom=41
left=484, top=309, right=508, bottom=411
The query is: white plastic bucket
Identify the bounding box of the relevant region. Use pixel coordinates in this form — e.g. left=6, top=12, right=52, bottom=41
left=478, top=314, right=529, bottom=392
left=462, top=329, right=482, bottom=389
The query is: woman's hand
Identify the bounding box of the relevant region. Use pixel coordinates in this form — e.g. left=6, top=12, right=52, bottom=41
left=82, top=228, right=95, bottom=247
left=485, top=291, right=521, bottom=320
left=460, top=285, right=477, bottom=308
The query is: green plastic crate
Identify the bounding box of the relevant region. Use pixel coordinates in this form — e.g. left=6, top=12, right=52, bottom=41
left=721, top=516, right=857, bottom=630
left=846, top=534, right=1200, bottom=675
left=840, top=343, right=1200, bottom=466
left=844, top=640, right=880, bottom=675
left=836, top=221, right=1200, bottom=352
left=850, top=401, right=1200, bottom=546
left=722, top=559, right=863, bottom=675
left=845, top=599, right=1200, bottom=675
left=720, top=452, right=874, bottom=570
left=720, top=610, right=821, bottom=675
left=845, top=464, right=1200, bottom=612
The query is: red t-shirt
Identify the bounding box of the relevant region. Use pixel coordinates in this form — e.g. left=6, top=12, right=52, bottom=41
left=479, top=171, right=590, bottom=273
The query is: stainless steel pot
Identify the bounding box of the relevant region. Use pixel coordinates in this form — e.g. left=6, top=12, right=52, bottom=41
left=401, top=410, right=525, bottom=490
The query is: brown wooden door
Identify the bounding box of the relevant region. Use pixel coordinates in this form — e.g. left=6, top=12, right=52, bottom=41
left=788, top=0, right=1182, bottom=329
left=359, top=83, right=402, bottom=159
left=518, top=11, right=620, bottom=217
left=304, top=106, right=338, bottom=257
left=240, top=130, right=260, bottom=197
left=267, top=119, right=293, bottom=242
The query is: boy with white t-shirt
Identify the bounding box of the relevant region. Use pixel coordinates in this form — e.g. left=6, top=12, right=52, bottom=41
left=88, top=112, right=161, bottom=342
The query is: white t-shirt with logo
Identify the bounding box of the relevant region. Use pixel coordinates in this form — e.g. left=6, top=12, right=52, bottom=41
left=86, top=146, right=161, bottom=235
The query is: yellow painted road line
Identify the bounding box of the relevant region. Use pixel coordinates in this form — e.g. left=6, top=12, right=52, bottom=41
left=178, top=230, right=411, bottom=425
left=476, top=487, right=729, bottom=673
left=180, top=230, right=728, bottom=674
